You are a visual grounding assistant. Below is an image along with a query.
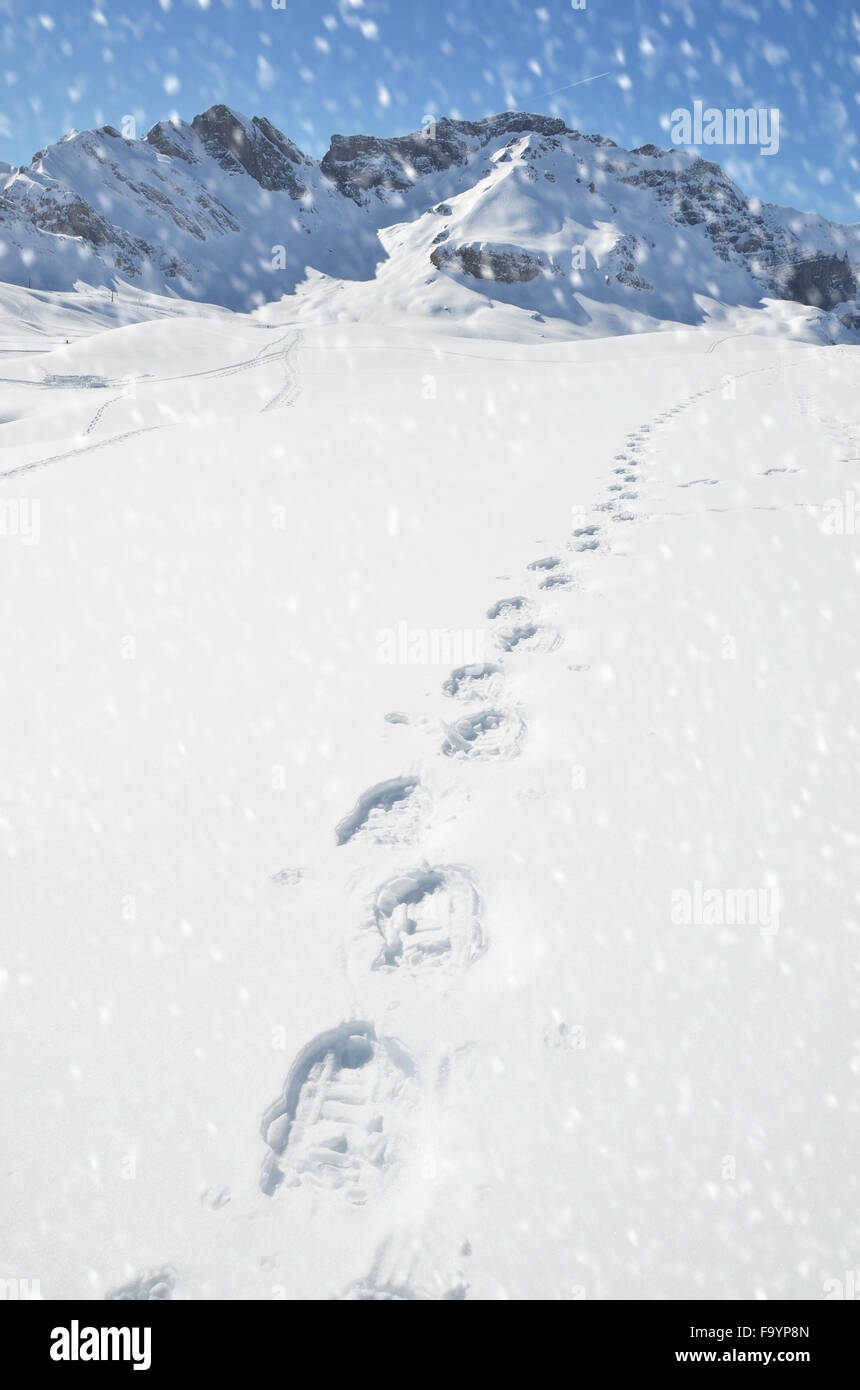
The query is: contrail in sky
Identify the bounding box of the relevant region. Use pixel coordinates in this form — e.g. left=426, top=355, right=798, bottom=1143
left=543, top=71, right=611, bottom=96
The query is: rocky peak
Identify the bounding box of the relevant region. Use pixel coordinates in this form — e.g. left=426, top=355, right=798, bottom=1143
left=145, top=118, right=200, bottom=164
left=321, top=111, right=575, bottom=203
left=445, top=112, right=571, bottom=143
left=321, top=126, right=467, bottom=201
left=189, top=104, right=309, bottom=196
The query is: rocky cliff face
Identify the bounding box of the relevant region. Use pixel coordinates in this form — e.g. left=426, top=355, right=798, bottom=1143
left=189, top=105, right=310, bottom=196
left=430, top=242, right=547, bottom=283
left=781, top=253, right=856, bottom=310
left=320, top=113, right=572, bottom=203
left=0, top=105, right=857, bottom=332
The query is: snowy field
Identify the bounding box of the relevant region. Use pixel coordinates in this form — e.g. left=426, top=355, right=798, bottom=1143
left=1, top=287, right=858, bottom=1300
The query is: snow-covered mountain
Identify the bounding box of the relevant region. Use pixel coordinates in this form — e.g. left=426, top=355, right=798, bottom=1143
left=1, top=106, right=858, bottom=336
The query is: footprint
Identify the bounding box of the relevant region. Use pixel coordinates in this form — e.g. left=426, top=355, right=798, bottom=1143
left=335, top=776, right=421, bottom=846
left=527, top=556, right=561, bottom=572
left=342, top=1231, right=468, bottom=1301
left=539, top=572, right=572, bottom=590
left=106, top=1267, right=175, bottom=1301
left=543, top=1020, right=586, bottom=1052
left=495, top=623, right=561, bottom=654
left=441, top=706, right=524, bottom=760
left=199, top=1186, right=231, bottom=1210
left=442, top=662, right=504, bottom=700
left=571, top=525, right=600, bottom=537
left=260, top=1022, right=417, bottom=1203
left=370, top=864, right=485, bottom=972
left=572, top=538, right=599, bottom=552
left=487, top=595, right=529, bottom=621
left=271, top=867, right=304, bottom=886
left=342, top=1276, right=461, bottom=1300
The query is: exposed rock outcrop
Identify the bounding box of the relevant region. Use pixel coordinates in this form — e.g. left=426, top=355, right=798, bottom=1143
left=431, top=242, right=546, bottom=283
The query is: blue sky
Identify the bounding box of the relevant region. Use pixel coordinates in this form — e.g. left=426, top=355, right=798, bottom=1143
left=1, top=0, right=857, bottom=221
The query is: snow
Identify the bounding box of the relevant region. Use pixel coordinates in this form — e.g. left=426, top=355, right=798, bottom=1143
left=1, top=276, right=857, bottom=1300
left=2, top=109, right=858, bottom=341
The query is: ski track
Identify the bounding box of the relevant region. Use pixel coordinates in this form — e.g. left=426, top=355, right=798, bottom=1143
left=260, top=330, right=304, bottom=413
left=0, top=326, right=304, bottom=478
left=0, top=424, right=160, bottom=481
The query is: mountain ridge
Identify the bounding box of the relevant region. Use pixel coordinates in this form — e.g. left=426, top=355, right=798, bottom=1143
left=1, top=104, right=858, bottom=336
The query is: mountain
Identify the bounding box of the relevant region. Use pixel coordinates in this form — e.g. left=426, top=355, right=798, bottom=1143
left=1, top=105, right=858, bottom=336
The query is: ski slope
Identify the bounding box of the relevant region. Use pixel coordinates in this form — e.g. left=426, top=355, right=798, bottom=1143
left=1, top=289, right=858, bottom=1300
